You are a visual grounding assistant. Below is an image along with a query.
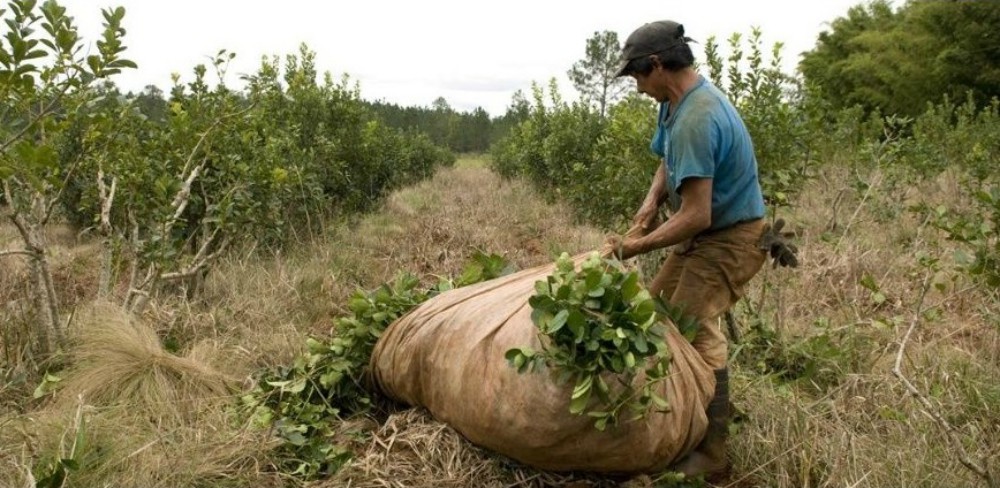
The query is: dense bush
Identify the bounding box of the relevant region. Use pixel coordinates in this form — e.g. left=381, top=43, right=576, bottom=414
left=491, top=81, right=656, bottom=229
left=904, top=94, right=1000, bottom=181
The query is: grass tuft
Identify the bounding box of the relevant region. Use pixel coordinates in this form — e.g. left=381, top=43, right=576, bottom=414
left=55, top=301, right=233, bottom=424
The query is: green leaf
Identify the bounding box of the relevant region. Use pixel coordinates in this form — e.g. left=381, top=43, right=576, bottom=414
left=571, top=375, right=593, bottom=399
left=32, top=373, right=62, bottom=398
left=534, top=280, right=550, bottom=296
left=530, top=308, right=554, bottom=328
left=610, top=356, right=624, bottom=372
left=859, top=274, right=879, bottom=292
left=548, top=309, right=569, bottom=333
left=73, top=414, right=88, bottom=463
left=348, top=297, right=370, bottom=315
left=556, top=283, right=572, bottom=300
left=569, top=382, right=592, bottom=414
left=86, top=54, right=101, bottom=74
left=595, top=375, right=609, bottom=395
left=650, top=392, right=670, bottom=410
left=633, top=333, right=648, bottom=353
left=504, top=348, right=522, bottom=362
left=632, top=297, right=654, bottom=318
left=567, top=316, right=586, bottom=342
left=109, top=58, right=137, bottom=69
left=621, top=272, right=640, bottom=301
left=284, top=430, right=307, bottom=446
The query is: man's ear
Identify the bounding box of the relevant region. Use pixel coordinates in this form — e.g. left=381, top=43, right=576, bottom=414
left=649, top=54, right=663, bottom=70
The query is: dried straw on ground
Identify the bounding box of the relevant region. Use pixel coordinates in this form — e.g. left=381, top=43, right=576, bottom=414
left=54, top=301, right=234, bottom=424
left=322, top=409, right=661, bottom=488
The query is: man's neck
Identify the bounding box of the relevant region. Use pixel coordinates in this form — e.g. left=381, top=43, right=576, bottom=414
left=664, top=69, right=700, bottom=107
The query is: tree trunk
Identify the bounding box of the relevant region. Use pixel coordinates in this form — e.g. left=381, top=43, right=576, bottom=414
left=98, top=238, right=113, bottom=298
left=14, top=213, right=63, bottom=354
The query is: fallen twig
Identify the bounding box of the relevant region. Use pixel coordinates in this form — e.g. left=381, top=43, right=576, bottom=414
left=892, top=274, right=996, bottom=487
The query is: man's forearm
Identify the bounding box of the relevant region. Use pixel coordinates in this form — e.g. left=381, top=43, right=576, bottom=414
left=641, top=162, right=668, bottom=208
left=632, top=177, right=713, bottom=254
left=633, top=210, right=706, bottom=254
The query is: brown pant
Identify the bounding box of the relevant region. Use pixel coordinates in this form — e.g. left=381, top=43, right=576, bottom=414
left=649, top=219, right=766, bottom=369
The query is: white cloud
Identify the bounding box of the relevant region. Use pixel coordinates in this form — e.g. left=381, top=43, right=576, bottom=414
left=58, top=0, right=881, bottom=116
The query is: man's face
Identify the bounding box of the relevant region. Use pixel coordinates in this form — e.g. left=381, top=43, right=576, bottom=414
left=631, top=70, right=666, bottom=103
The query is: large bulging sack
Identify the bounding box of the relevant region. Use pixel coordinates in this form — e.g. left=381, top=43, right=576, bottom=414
left=370, top=253, right=716, bottom=473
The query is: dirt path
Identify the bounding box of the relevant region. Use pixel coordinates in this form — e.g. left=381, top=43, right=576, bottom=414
left=334, top=154, right=606, bottom=281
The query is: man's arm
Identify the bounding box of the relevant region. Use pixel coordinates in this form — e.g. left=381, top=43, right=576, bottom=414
left=633, top=162, right=669, bottom=230
left=628, top=177, right=712, bottom=255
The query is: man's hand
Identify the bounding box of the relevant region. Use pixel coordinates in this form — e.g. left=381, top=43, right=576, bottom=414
left=758, top=218, right=799, bottom=268
left=632, top=203, right=661, bottom=232
left=602, top=234, right=642, bottom=260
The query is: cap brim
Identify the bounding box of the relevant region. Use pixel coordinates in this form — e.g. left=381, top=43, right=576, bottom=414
left=614, top=58, right=630, bottom=78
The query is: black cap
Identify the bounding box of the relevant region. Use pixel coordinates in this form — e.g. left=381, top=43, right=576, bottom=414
left=615, top=20, right=693, bottom=77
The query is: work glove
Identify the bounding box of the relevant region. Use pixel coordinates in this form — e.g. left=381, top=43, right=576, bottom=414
left=758, top=218, right=799, bottom=269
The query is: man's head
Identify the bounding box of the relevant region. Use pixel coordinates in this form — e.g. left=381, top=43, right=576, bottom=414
left=615, top=20, right=695, bottom=78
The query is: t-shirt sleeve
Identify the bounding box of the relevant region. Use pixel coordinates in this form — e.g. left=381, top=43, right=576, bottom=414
left=668, top=111, right=718, bottom=193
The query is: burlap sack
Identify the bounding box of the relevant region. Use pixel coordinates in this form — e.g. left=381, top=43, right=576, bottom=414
left=370, top=253, right=716, bottom=473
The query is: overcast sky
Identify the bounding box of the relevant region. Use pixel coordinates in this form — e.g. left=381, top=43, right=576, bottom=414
left=58, top=0, right=882, bottom=116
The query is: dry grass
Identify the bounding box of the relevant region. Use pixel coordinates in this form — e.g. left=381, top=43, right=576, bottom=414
left=1, top=154, right=610, bottom=487
left=54, top=301, right=234, bottom=424
left=723, top=164, right=1000, bottom=487
left=1, top=402, right=284, bottom=488
left=320, top=409, right=653, bottom=488
left=331, top=154, right=604, bottom=281
left=2, top=155, right=998, bottom=487
left=2, top=221, right=103, bottom=407
left=0, top=304, right=279, bottom=488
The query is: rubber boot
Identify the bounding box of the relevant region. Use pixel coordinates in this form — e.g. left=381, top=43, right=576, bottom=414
left=673, top=368, right=730, bottom=479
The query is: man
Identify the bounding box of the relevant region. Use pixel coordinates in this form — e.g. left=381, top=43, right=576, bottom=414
left=604, top=20, right=792, bottom=479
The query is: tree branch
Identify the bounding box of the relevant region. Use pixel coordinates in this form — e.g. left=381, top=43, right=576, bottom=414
left=8, top=208, right=35, bottom=252
left=96, top=166, right=118, bottom=297
left=0, top=249, right=38, bottom=259
left=0, top=81, right=74, bottom=155
left=178, top=103, right=256, bottom=177
left=892, top=274, right=996, bottom=487
left=169, top=156, right=207, bottom=225
left=43, top=102, right=135, bottom=226
left=97, top=166, right=118, bottom=230
left=1, top=178, right=11, bottom=207
left=160, top=234, right=230, bottom=282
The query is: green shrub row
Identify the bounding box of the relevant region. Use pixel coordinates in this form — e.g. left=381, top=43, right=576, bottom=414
left=58, top=45, right=454, bottom=250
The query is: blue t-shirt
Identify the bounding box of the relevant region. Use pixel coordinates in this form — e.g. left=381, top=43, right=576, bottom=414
left=650, top=76, right=765, bottom=231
